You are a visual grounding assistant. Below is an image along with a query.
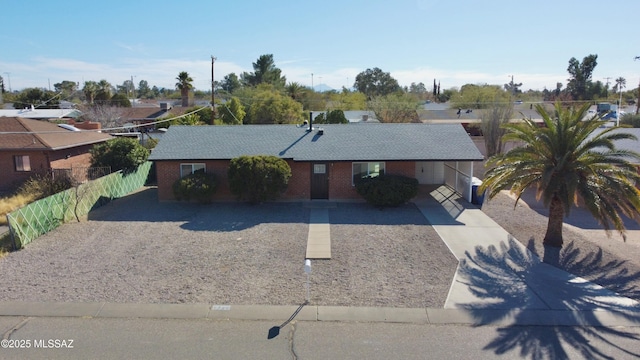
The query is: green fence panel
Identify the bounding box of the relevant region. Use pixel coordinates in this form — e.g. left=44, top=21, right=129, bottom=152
left=7, top=162, right=151, bottom=249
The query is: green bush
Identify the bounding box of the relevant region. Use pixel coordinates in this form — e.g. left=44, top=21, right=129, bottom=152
left=90, top=137, right=150, bottom=173
left=172, top=171, right=217, bottom=203
left=228, top=155, right=291, bottom=204
left=355, top=174, right=419, bottom=207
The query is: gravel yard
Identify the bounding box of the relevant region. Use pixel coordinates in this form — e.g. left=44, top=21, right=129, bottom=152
left=3, top=185, right=639, bottom=309
left=0, top=187, right=456, bottom=308
left=482, top=191, right=640, bottom=301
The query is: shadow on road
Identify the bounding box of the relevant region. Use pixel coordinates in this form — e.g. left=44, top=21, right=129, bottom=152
left=267, top=301, right=307, bottom=340
left=458, top=237, right=640, bottom=359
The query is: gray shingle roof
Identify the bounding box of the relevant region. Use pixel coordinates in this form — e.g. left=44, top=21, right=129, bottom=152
left=148, top=123, right=484, bottom=162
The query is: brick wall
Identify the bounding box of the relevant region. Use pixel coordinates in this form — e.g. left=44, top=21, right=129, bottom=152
left=0, top=151, right=49, bottom=191
left=156, top=159, right=419, bottom=202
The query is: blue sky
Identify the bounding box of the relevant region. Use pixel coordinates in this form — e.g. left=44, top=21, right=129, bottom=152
left=2, top=0, right=640, bottom=93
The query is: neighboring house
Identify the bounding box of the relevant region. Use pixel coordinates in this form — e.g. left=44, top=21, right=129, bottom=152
left=0, top=106, right=82, bottom=120
left=0, top=117, right=113, bottom=191
left=148, top=122, right=484, bottom=202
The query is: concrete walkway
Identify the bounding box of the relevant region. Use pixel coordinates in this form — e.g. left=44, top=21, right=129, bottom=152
left=306, top=208, right=331, bottom=259
left=414, top=185, right=640, bottom=315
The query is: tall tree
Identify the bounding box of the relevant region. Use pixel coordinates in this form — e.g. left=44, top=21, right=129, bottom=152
left=241, top=54, right=286, bottom=88
left=175, top=71, right=194, bottom=107
left=53, top=80, right=78, bottom=98
left=613, top=77, right=626, bottom=95
left=480, top=102, right=640, bottom=248
left=566, top=54, right=598, bottom=100
left=137, top=80, right=152, bottom=99
left=83, top=81, right=98, bottom=104
left=354, top=67, right=400, bottom=98
left=95, top=79, right=113, bottom=104
left=13, top=88, right=60, bottom=109
left=221, top=73, right=241, bottom=93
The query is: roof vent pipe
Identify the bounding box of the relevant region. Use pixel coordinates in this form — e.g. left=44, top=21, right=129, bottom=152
left=308, top=111, right=313, bottom=132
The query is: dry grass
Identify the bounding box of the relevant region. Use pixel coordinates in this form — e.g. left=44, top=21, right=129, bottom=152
left=0, top=193, right=37, bottom=225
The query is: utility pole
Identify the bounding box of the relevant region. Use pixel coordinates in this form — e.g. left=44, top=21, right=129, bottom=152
left=211, top=56, right=217, bottom=123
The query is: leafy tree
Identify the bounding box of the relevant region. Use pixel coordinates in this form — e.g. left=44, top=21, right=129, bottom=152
left=110, top=93, right=131, bottom=107
left=0, top=75, right=4, bottom=94
left=53, top=80, right=78, bottom=98
left=228, top=155, right=292, bottom=204
left=137, top=80, right=152, bottom=98
left=180, top=106, right=213, bottom=125
left=480, top=102, right=640, bottom=248
left=176, top=71, right=194, bottom=107
left=450, top=84, right=510, bottom=109
left=354, top=67, right=400, bottom=98
left=480, top=102, right=513, bottom=157
left=83, top=81, right=99, bottom=104
left=219, top=97, right=245, bottom=124
left=12, top=88, right=60, bottom=109
left=298, top=87, right=327, bottom=111
left=90, top=137, right=150, bottom=173
left=245, top=85, right=303, bottom=124
left=221, top=73, right=241, bottom=94
left=566, top=54, right=598, bottom=100
left=313, top=109, right=348, bottom=124
left=328, top=89, right=366, bottom=110
left=368, top=93, right=420, bottom=123
left=241, top=54, right=286, bottom=88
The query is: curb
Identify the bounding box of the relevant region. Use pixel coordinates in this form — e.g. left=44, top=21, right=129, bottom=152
left=0, top=302, right=639, bottom=327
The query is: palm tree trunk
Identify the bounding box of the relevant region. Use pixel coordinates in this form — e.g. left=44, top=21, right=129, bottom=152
left=543, top=195, right=564, bottom=247
left=181, top=89, right=189, bottom=107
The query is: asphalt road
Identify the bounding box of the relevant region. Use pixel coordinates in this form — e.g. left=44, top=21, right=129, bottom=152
left=1, top=317, right=639, bottom=360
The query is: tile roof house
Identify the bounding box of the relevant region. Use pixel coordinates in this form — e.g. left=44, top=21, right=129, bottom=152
left=0, top=117, right=113, bottom=191
left=149, top=122, right=484, bottom=202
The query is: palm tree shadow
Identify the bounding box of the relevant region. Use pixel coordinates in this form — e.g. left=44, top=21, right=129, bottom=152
left=457, top=237, right=640, bottom=359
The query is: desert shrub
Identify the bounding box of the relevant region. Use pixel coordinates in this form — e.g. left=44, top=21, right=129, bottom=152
left=355, top=174, right=419, bottom=207
left=227, top=155, right=291, bottom=204
left=172, top=171, right=217, bottom=203
left=18, top=172, right=76, bottom=200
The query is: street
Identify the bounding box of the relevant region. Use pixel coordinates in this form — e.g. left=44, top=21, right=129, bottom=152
left=1, top=316, right=639, bottom=359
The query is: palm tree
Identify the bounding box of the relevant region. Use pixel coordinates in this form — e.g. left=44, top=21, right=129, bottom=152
left=613, top=77, right=626, bottom=94
left=83, top=81, right=98, bottom=104
left=480, top=102, right=640, bottom=248
left=175, top=71, right=193, bottom=107
left=286, top=82, right=305, bottom=100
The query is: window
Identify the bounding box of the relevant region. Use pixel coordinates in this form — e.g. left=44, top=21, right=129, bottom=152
left=314, top=164, right=326, bottom=174
left=180, top=163, right=205, bottom=177
left=14, top=155, right=31, bottom=172
left=352, top=162, right=385, bottom=185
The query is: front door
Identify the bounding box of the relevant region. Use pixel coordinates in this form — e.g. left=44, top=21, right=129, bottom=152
left=310, top=163, right=329, bottom=199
